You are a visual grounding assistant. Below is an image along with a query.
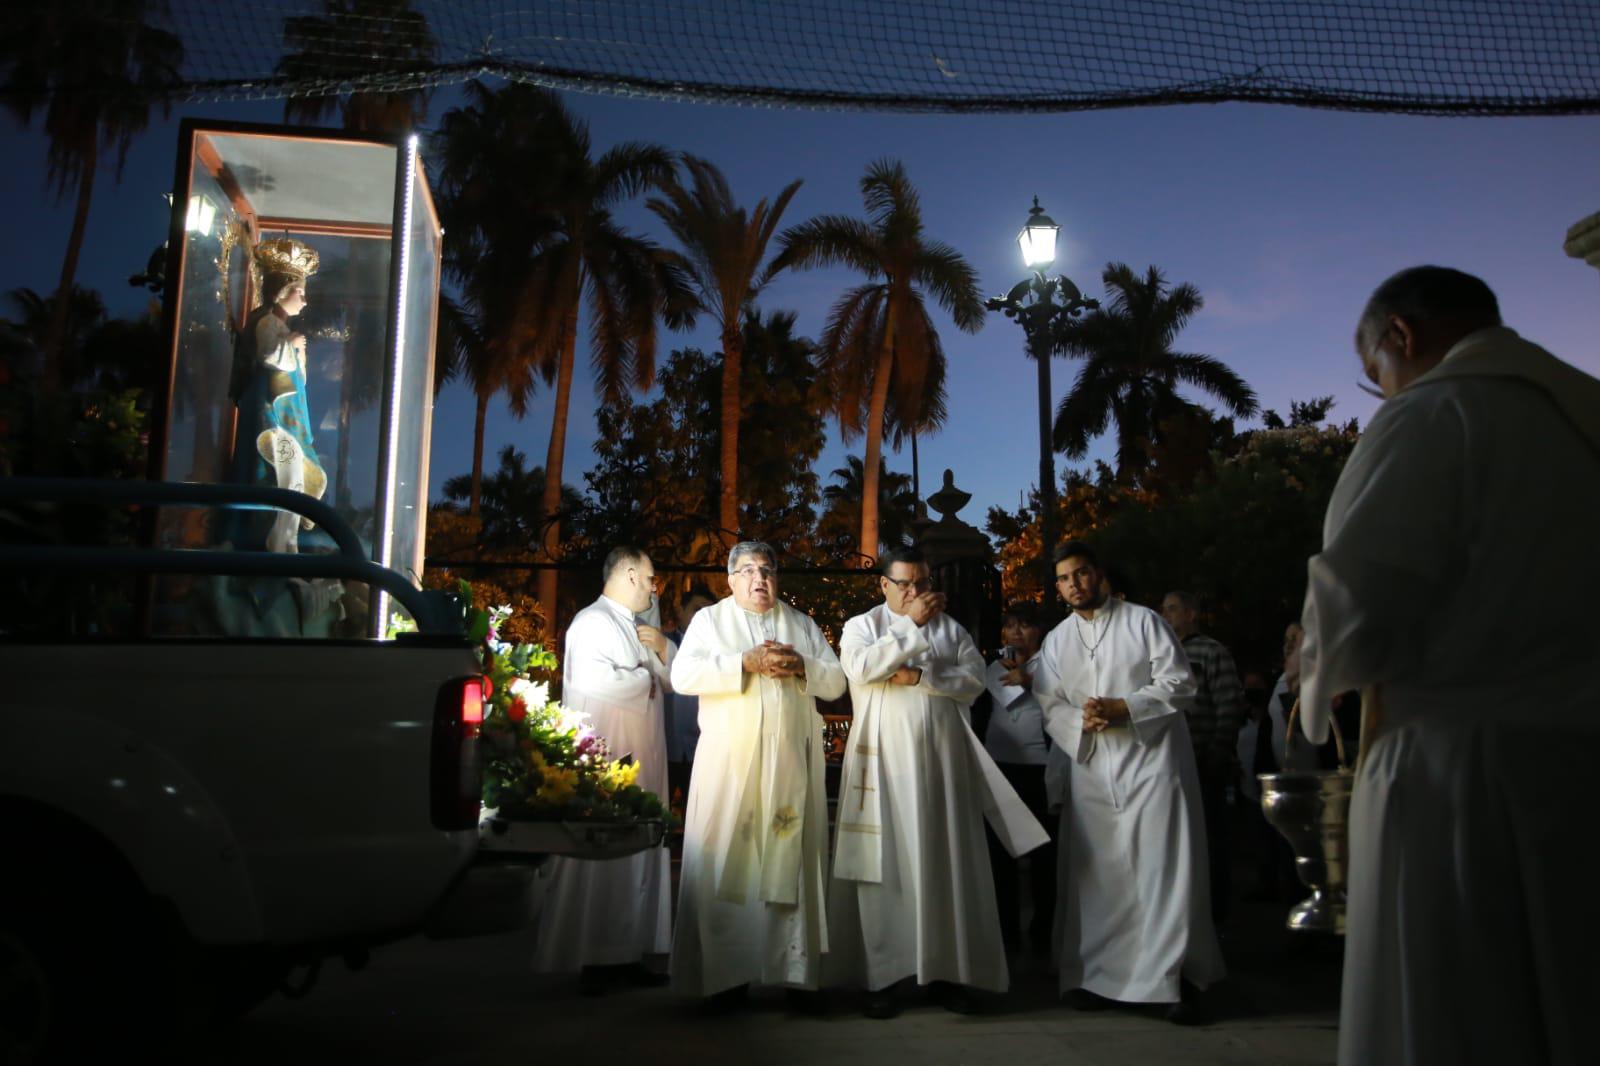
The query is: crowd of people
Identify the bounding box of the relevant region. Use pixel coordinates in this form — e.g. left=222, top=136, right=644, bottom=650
left=526, top=267, right=1598, bottom=1066
left=533, top=535, right=1267, bottom=1024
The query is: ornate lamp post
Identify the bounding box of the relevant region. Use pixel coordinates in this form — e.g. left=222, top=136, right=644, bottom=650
left=985, top=197, right=1098, bottom=593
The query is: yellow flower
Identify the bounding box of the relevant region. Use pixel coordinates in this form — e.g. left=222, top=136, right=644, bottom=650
left=537, top=767, right=578, bottom=804
left=602, top=759, right=640, bottom=790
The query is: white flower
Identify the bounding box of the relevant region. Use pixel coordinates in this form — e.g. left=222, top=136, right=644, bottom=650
left=553, top=704, right=590, bottom=735
left=509, top=678, right=550, bottom=708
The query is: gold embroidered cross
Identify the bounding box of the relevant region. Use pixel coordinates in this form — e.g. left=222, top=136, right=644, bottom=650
left=856, top=763, right=876, bottom=811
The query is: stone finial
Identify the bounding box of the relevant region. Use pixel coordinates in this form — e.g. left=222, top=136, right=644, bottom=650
left=1564, top=211, right=1600, bottom=269
left=928, top=469, right=971, bottom=522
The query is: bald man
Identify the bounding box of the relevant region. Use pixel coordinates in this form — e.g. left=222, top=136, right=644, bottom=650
left=1299, top=265, right=1600, bottom=1066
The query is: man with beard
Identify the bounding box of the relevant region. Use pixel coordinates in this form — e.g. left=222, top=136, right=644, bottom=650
left=1035, top=541, right=1225, bottom=1025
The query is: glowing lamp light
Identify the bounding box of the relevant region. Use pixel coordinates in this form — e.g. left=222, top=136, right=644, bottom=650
left=1017, top=195, right=1059, bottom=270
left=185, top=194, right=217, bottom=236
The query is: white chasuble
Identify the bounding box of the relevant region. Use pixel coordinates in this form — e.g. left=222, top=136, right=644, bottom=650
left=1299, top=327, right=1600, bottom=1066
left=1033, top=596, right=1225, bottom=1004
left=668, top=597, right=846, bottom=995
left=828, top=605, right=1046, bottom=993
left=532, top=595, right=675, bottom=972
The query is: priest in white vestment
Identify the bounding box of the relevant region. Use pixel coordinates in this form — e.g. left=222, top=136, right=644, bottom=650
left=829, top=549, right=1048, bottom=1017
left=1034, top=540, right=1225, bottom=1024
left=669, top=541, right=847, bottom=1006
left=1299, top=266, right=1600, bottom=1066
left=531, top=547, right=674, bottom=990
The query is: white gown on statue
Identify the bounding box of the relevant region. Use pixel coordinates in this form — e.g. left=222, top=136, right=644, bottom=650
left=828, top=604, right=1047, bottom=993
left=1033, top=596, right=1225, bottom=1003
left=531, top=594, right=674, bottom=971
left=1299, top=327, right=1600, bottom=1066
left=668, top=597, right=846, bottom=995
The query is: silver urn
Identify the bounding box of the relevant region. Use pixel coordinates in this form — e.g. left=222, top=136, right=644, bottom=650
left=1258, top=769, right=1355, bottom=934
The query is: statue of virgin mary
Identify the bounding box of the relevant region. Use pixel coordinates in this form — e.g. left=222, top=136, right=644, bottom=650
left=226, top=237, right=326, bottom=554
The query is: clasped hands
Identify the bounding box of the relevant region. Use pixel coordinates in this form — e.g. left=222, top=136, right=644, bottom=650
left=743, top=639, right=806, bottom=680
left=1081, top=696, right=1130, bottom=733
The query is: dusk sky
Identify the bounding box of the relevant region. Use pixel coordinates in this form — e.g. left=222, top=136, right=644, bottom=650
left=4, top=84, right=1599, bottom=530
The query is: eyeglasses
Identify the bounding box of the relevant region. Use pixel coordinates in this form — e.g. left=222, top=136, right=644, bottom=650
left=1355, top=378, right=1385, bottom=399
left=884, top=576, right=933, bottom=593
left=732, top=565, right=776, bottom=580
left=629, top=568, right=660, bottom=590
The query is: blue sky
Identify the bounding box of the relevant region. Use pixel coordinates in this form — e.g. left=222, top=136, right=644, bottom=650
left=4, top=85, right=1599, bottom=530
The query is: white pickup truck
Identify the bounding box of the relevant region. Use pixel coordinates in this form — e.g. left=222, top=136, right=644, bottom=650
left=0, top=478, right=538, bottom=1062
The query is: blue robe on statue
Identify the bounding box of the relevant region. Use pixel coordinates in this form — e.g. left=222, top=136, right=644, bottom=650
left=225, top=305, right=326, bottom=554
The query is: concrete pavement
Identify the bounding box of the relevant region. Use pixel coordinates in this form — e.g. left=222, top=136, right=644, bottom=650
left=206, top=890, right=1341, bottom=1065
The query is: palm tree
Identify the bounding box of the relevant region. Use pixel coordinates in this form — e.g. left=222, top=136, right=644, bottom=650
left=1, top=0, right=182, bottom=392
left=430, top=85, right=552, bottom=520
left=441, top=445, right=583, bottom=551
left=769, top=159, right=983, bottom=562
left=1053, top=263, right=1259, bottom=483
left=646, top=156, right=802, bottom=543
left=276, top=0, right=438, bottom=136
left=819, top=455, right=919, bottom=557
left=431, top=291, right=537, bottom=517
left=437, top=83, right=695, bottom=622
left=4, top=286, right=108, bottom=373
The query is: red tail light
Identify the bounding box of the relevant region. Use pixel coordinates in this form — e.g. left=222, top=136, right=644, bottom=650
left=431, top=676, right=484, bottom=831
left=461, top=677, right=484, bottom=731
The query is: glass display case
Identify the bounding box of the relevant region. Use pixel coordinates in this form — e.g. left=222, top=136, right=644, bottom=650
left=150, top=120, right=441, bottom=637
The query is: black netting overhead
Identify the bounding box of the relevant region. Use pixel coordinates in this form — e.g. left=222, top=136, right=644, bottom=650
left=68, top=1, right=1600, bottom=115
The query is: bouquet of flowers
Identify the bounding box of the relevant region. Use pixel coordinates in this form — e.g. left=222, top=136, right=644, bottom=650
left=442, top=588, right=669, bottom=823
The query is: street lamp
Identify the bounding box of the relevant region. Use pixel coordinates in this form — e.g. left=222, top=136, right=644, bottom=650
left=985, top=196, right=1098, bottom=595
left=1017, top=197, right=1059, bottom=269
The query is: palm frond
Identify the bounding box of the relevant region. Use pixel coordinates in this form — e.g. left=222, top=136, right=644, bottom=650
left=767, top=215, right=884, bottom=279
left=1053, top=359, right=1118, bottom=457
left=1167, top=352, right=1260, bottom=416
left=912, top=241, right=985, bottom=332
left=594, top=141, right=678, bottom=206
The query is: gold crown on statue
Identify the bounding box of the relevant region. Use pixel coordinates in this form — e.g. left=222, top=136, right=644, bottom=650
left=253, top=237, right=320, bottom=281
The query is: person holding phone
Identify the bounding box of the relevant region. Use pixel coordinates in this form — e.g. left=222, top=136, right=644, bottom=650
left=982, top=600, right=1055, bottom=953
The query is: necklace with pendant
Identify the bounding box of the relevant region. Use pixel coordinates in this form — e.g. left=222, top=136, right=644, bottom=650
left=1074, top=613, right=1108, bottom=660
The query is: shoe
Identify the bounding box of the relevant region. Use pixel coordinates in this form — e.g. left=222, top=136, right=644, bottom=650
left=862, top=986, right=901, bottom=1019
left=930, top=981, right=980, bottom=1015
left=1165, top=980, right=1208, bottom=1026
left=700, top=983, right=749, bottom=1015
left=1064, top=987, right=1114, bottom=1011
left=785, top=988, right=827, bottom=1016
left=1165, top=999, right=1207, bottom=1026
left=626, top=963, right=670, bottom=988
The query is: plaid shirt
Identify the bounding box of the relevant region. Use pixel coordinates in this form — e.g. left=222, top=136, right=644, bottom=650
left=1180, top=633, right=1246, bottom=769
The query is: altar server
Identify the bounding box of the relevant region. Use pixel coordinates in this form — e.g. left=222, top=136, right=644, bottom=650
left=828, top=549, right=1047, bottom=1017
left=533, top=546, right=675, bottom=992
left=1034, top=540, right=1225, bottom=1024
left=1299, top=265, right=1600, bottom=1066
left=669, top=541, right=847, bottom=1006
